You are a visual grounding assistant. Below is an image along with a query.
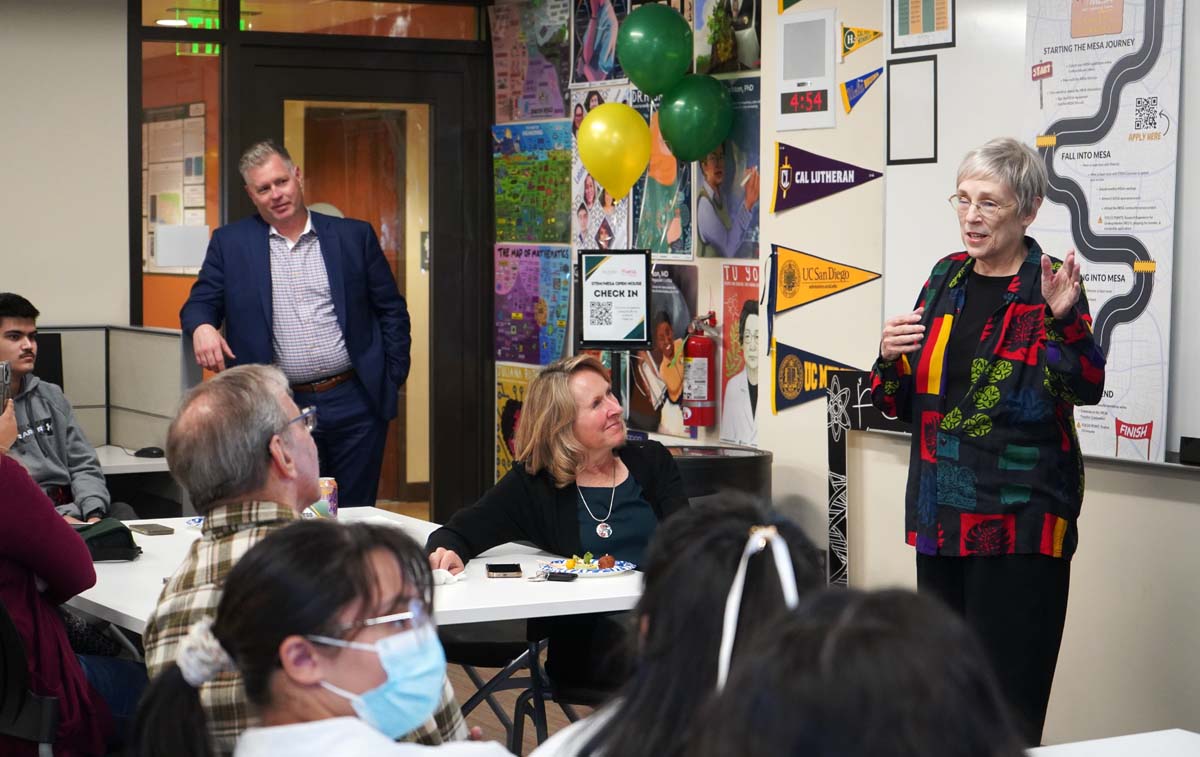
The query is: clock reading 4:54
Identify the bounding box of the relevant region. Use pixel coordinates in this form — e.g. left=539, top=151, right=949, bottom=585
left=780, top=89, right=828, bottom=114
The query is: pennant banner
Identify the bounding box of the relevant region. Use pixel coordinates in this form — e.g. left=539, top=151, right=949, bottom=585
left=772, top=142, right=882, bottom=213
left=840, top=67, right=883, bottom=113
left=840, top=24, right=882, bottom=60
left=772, top=340, right=861, bottom=413
left=770, top=245, right=880, bottom=317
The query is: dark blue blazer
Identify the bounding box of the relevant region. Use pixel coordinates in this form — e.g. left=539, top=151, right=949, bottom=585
left=180, top=211, right=411, bottom=420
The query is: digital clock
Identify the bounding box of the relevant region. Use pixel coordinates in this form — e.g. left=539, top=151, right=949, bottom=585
left=780, top=89, right=829, bottom=114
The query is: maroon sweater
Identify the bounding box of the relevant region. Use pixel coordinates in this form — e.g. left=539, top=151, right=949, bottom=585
left=0, top=455, right=113, bottom=756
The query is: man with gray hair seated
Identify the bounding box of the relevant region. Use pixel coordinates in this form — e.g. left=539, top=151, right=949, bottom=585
left=143, top=364, right=468, bottom=756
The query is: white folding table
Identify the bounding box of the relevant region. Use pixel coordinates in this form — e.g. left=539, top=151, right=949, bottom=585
left=67, top=507, right=643, bottom=635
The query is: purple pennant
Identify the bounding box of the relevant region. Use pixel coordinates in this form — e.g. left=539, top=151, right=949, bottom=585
left=771, top=142, right=883, bottom=213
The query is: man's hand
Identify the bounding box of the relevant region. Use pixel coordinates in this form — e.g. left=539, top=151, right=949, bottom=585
left=63, top=515, right=85, bottom=525
left=0, top=399, right=16, bottom=452
left=428, top=547, right=465, bottom=575
left=192, top=324, right=235, bottom=372
left=1041, top=250, right=1082, bottom=320
left=87, top=516, right=102, bottom=524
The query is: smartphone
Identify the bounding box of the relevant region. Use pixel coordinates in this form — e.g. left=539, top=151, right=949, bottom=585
left=485, top=563, right=523, bottom=578
left=0, top=361, right=10, bottom=409
left=129, top=523, right=175, bottom=536
left=546, top=572, right=578, bottom=582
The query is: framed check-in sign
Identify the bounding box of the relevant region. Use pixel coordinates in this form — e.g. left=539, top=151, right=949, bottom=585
left=575, top=249, right=652, bottom=351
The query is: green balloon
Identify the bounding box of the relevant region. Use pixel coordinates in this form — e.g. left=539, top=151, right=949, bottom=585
left=616, top=4, right=693, bottom=97
left=658, top=75, right=734, bottom=163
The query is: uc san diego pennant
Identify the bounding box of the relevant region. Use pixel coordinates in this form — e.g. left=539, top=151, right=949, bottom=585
left=840, top=67, right=883, bottom=113
left=771, top=340, right=861, bottom=413
left=772, top=143, right=882, bottom=213
left=770, top=245, right=880, bottom=315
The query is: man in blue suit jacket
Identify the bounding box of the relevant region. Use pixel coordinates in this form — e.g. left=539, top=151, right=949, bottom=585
left=181, top=140, right=410, bottom=507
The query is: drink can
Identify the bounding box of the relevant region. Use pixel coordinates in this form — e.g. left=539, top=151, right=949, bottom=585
left=318, top=477, right=339, bottom=518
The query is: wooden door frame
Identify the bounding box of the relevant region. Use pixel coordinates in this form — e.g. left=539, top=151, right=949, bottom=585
left=229, top=39, right=493, bottom=523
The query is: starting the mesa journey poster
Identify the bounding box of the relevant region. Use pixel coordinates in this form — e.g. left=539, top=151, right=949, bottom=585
left=1025, top=0, right=1183, bottom=461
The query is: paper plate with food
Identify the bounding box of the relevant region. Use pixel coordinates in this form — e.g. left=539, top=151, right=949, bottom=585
left=544, top=552, right=635, bottom=577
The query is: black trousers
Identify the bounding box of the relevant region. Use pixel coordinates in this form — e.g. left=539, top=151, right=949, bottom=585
left=916, top=553, right=1070, bottom=747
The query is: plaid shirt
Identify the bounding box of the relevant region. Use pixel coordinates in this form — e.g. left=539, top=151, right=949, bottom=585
left=268, top=215, right=354, bottom=383
left=143, top=501, right=467, bottom=756
left=870, top=239, right=1106, bottom=559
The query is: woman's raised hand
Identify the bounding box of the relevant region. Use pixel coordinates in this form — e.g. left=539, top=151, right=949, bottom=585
left=879, top=307, right=925, bottom=362
left=1041, top=250, right=1082, bottom=320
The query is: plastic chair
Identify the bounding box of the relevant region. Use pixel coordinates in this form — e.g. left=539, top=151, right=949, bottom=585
left=0, top=602, right=59, bottom=757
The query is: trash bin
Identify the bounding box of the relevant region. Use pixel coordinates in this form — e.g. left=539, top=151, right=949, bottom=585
left=663, top=445, right=772, bottom=504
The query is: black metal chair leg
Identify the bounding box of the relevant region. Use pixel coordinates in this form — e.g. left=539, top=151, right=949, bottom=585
left=510, top=689, right=535, bottom=754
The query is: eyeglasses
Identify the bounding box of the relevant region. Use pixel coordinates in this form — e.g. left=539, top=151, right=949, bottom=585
left=284, top=406, right=318, bottom=434
left=328, top=599, right=430, bottom=638
left=947, top=194, right=1014, bottom=220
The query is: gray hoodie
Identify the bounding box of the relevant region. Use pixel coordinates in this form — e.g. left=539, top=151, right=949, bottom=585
left=10, top=373, right=110, bottom=520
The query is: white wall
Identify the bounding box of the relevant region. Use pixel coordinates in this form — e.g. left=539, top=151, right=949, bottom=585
left=0, top=0, right=129, bottom=325
left=757, top=0, right=890, bottom=552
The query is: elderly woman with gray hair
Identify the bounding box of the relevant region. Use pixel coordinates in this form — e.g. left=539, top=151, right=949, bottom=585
left=870, top=137, right=1106, bottom=745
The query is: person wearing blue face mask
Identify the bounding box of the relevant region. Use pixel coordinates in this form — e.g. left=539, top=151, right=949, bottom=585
left=131, top=520, right=509, bottom=757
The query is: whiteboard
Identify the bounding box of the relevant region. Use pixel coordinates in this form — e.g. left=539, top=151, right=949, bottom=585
left=882, top=0, right=1199, bottom=458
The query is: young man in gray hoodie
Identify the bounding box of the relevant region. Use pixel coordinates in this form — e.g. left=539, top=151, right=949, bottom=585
left=0, top=293, right=122, bottom=523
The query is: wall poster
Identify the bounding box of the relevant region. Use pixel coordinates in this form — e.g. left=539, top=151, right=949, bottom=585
left=494, top=244, right=572, bottom=365
left=720, top=263, right=760, bottom=446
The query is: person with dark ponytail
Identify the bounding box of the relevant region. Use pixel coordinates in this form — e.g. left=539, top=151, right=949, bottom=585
left=689, top=589, right=1027, bottom=757
left=529, top=498, right=824, bottom=757
left=133, top=520, right=507, bottom=757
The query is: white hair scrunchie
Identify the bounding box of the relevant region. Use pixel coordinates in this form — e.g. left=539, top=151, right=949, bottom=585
left=177, top=618, right=235, bottom=687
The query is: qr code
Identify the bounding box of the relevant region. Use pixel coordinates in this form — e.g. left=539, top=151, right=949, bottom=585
left=590, top=302, right=613, bottom=326
left=1134, top=97, right=1158, bottom=130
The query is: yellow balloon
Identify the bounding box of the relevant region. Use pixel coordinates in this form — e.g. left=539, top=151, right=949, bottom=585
left=577, top=103, right=651, bottom=202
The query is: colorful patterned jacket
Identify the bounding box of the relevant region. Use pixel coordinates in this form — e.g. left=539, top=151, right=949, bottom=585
left=870, top=238, right=1105, bottom=559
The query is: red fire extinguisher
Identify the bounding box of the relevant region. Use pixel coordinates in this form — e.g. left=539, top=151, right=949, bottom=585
left=682, top=311, right=718, bottom=427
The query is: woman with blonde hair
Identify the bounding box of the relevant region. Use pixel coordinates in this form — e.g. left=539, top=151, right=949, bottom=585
left=426, top=354, right=688, bottom=687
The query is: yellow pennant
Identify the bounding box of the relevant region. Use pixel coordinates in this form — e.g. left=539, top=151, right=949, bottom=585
left=773, top=246, right=880, bottom=313
left=841, top=24, right=882, bottom=61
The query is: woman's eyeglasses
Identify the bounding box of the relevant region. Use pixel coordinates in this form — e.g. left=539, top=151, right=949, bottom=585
left=947, top=194, right=1014, bottom=220
left=331, top=598, right=429, bottom=637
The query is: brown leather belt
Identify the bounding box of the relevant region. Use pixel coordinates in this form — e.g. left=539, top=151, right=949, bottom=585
left=290, top=369, right=355, bottom=394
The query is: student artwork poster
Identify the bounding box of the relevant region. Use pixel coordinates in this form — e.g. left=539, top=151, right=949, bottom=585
left=629, top=264, right=698, bottom=438
left=496, top=363, right=539, bottom=482
left=572, top=0, right=629, bottom=84
left=631, top=87, right=693, bottom=260
left=571, top=85, right=632, bottom=249
left=694, top=0, right=761, bottom=74
left=493, top=122, right=573, bottom=244
left=494, top=244, right=572, bottom=365
left=489, top=0, right=572, bottom=122
left=696, top=76, right=761, bottom=258
left=720, top=264, right=760, bottom=446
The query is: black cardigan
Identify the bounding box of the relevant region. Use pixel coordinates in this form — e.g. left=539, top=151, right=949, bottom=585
left=425, top=440, right=689, bottom=562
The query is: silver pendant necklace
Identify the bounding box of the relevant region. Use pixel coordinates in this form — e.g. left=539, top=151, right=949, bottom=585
left=577, top=459, right=617, bottom=539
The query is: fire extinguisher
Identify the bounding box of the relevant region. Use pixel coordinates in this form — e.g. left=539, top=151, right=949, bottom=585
left=682, top=311, right=718, bottom=427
